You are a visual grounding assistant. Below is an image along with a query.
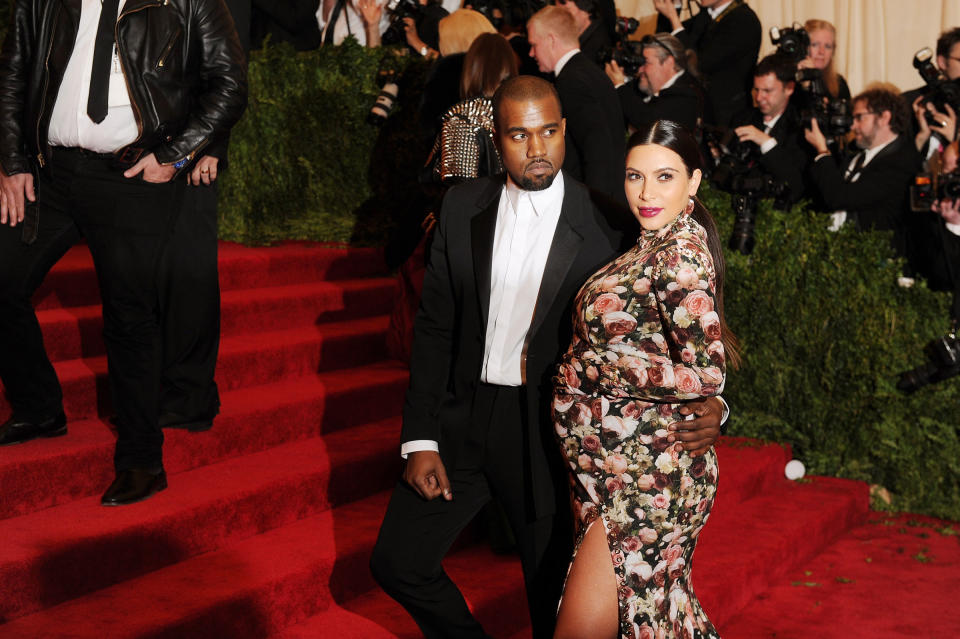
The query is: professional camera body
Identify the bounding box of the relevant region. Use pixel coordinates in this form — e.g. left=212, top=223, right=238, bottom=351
left=703, top=126, right=789, bottom=255
left=910, top=170, right=960, bottom=212
left=382, top=0, right=423, bottom=47
left=912, top=47, right=960, bottom=126
left=596, top=17, right=645, bottom=76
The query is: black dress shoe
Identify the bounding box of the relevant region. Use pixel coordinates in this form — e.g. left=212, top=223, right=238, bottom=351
left=159, top=410, right=215, bottom=432
left=0, top=412, right=67, bottom=446
left=101, top=469, right=168, bottom=506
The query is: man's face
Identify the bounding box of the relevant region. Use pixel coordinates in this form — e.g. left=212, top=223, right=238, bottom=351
left=851, top=99, right=886, bottom=149
left=697, top=0, right=724, bottom=8
left=937, top=41, right=960, bottom=80
left=752, top=72, right=793, bottom=118
left=495, top=95, right=566, bottom=191
left=526, top=24, right=556, bottom=74
left=638, top=48, right=674, bottom=94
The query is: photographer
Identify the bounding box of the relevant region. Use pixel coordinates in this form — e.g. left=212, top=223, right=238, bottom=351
left=903, top=27, right=960, bottom=153
left=796, top=19, right=850, bottom=101
left=320, top=0, right=389, bottom=46
left=730, top=54, right=807, bottom=204
left=805, top=87, right=921, bottom=242
left=654, top=0, right=761, bottom=127
left=604, top=33, right=705, bottom=134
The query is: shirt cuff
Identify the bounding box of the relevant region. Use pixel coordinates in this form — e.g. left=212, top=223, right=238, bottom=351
left=759, top=138, right=778, bottom=154
left=717, top=396, right=730, bottom=425
left=671, top=27, right=684, bottom=36
left=814, top=151, right=832, bottom=162
left=400, top=439, right=439, bottom=458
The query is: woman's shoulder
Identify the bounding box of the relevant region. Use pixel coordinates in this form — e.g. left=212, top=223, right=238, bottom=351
left=649, top=218, right=715, bottom=279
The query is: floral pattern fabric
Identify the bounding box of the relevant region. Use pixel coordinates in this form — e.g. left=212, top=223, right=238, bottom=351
left=552, top=212, right=726, bottom=639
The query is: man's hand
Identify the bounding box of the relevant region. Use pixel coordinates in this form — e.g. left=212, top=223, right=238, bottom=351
left=0, top=169, right=35, bottom=227
left=403, top=16, right=427, bottom=53
left=403, top=450, right=453, bottom=501
left=652, top=0, right=682, bottom=30
left=668, top=396, right=724, bottom=458
left=605, top=60, right=626, bottom=87
left=734, top=124, right=772, bottom=147
left=123, top=153, right=177, bottom=183
left=188, top=156, right=219, bottom=186
left=803, top=117, right=828, bottom=155
left=933, top=198, right=960, bottom=226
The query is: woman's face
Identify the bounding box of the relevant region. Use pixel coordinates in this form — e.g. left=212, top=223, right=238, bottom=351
left=807, top=28, right=836, bottom=70
left=624, top=143, right=701, bottom=231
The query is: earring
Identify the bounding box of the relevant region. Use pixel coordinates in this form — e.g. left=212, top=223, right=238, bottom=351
left=685, top=197, right=695, bottom=215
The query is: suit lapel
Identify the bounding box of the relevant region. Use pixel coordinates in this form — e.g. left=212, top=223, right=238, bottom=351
left=471, top=184, right=502, bottom=333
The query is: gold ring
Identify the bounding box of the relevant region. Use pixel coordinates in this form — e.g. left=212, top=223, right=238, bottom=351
left=200, top=168, right=209, bottom=173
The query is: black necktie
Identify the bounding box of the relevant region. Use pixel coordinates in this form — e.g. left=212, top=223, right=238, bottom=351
left=844, top=151, right=865, bottom=183
left=323, top=0, right=346, bottom=45
left=87, top=0, right=122, bottom=124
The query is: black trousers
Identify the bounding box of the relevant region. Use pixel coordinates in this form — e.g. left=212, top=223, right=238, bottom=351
left=370, top=384, right=572, bottom=639
left=159, top=181, right=220, bottom=421
left=0, top=148, right=183, bottom=471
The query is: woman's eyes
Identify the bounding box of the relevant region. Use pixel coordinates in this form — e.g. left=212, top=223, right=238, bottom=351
left=626, top=172, right=674, bottom=182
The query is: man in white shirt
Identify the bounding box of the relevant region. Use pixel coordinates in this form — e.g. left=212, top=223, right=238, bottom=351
left=370, top=75, right=724, bottom=639
left=0, top=0, right=246, bottom=506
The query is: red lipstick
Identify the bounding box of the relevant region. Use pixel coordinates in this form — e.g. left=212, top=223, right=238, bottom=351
left=638, top=207, right=662, bottom=218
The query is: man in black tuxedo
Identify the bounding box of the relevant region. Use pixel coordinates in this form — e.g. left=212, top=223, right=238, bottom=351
left=526, top=5, right=625, bottom=202
left=654, top=0, right=761, bottom=128
left=805, top=87, right=921, bottom=244
left=731, top=54, right=808, bottom=205
left=369, top=76, right=726, bottom=639
left=605, top=32, right=705, bottom=134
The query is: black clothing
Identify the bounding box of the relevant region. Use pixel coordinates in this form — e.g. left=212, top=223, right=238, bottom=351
left=371, top=174, right=626, bottom=638
left=555, top=52, right=626, bottom=202
left=251, top=0, right=321, bottom=51
left=418, top=53, right=466, bottom=146
left=0, top=0, right=247, bottom=178
left=577, top=19, right=611, bottom=69
left=415, top=3, right=448, bottom=52
left=661, top=0, right=761, bottom=128
left=730, top=105, right=808, bottom=204
left=808, top=135, right=921, bottom=234
left=617, top=71, right=705, bottom=133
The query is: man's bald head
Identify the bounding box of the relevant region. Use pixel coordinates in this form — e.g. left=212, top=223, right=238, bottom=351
left=492, top=76, right=562, bottom=131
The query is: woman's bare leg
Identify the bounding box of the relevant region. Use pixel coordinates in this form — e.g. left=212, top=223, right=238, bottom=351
left=553, top=521, right=619, bottom=639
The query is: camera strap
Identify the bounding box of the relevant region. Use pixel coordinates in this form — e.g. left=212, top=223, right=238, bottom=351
left=323, top=0, right=348, bottom=45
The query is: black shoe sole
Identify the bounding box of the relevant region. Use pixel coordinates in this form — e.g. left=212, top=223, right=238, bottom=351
left=100, top=476, right=168, bottom=507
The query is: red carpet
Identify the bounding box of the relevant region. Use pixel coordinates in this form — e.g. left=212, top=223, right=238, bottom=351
left=0, top=242, right=956, bottom=637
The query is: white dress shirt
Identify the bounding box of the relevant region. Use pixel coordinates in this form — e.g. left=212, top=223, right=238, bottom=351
left=47, top=0, right=138, bottom=153
left=826, top=135, right=898, bottom=231
left=554, top=48, right=580, bottom=76
left=401, top=172, right=566, bottom=458
left=758, top=111, right=782, bottom=155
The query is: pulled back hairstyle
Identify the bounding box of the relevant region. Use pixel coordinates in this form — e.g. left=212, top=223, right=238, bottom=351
left=627, top=120, right=741, bottom=369
left=460, top=33, right=519, bottom=100
left=804, top=19, right=841, bottom=99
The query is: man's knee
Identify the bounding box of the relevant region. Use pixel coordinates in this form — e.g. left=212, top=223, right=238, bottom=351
left=369, top=533, right=418, bottom=595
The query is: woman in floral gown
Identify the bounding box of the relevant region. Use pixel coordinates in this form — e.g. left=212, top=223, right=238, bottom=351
left=552, top=120, right=740, bottom=639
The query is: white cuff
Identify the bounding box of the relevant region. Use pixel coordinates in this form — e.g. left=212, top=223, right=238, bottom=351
left=759, top=138, right=778, bottom=155
left=717, top=396, right=730, bottom=425
left=400, top=439, right=439, bottom=459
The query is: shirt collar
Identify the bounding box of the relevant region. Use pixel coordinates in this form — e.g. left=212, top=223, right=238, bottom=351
left=862, top=135, right=898, bottom=166
left=762, top=111, right=783, bottom=130
left=707, top=1, right=734, bottom=19
left=505, top=170, right=565, bottom=218
left=554, top=49, right=580, bottom=76
left=655, top=70, right=684, bottom=96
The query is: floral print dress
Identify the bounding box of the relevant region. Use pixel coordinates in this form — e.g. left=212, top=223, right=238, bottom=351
left=552, top=212, right=726, bottom=639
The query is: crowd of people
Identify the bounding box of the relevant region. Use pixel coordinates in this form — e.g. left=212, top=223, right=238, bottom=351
left=0, top=1, right=957, bottom=638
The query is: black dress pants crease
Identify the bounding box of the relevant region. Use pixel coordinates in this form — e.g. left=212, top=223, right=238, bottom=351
left=370, top=384, right=572, bottom=639
left=0, top=148, right=183, bottom=472
left=159, top=181, right=221, bottom=420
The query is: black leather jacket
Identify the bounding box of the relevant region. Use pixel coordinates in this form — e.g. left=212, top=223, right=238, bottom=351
left=0, top=0, right=247, bottom=176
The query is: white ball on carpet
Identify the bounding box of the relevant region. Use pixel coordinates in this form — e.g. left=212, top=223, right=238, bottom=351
left=785, top=459, right=805, bottom=480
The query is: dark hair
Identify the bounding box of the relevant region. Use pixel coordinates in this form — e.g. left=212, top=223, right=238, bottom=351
left=557, top=0, right=597, bottom=17
left=492, top=75, right=562, bottom=129
left=853, top=87, right=910, bottom=135
left=754, top=53, right=796, bottom=86
left=461, top=33, right=519, bottom=99
left=626, top=120, right=741, bottom=369
left=936, top=27, right=960, bottom=59
left=640, top=33, right=692, bottom=74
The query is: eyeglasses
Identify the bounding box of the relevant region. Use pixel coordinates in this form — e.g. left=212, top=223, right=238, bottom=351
left=851, top=112, right=877, bottom=122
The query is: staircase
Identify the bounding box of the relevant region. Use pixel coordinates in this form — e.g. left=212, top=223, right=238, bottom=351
left=0, top=242, right=871, bottom=638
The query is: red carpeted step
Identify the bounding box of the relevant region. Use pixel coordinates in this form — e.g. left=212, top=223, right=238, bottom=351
left=38, top=278, right=397, bottom=362
left=0, top=491, right=397, bottom=638
left=719, top=513, right=960, bottom=638
left=0, top=363, right=408, bottom=520
left=693, top=475, right=870, bottom=629
left=711, top=437, right=792, bottom=509
left=0, top=419, right=403, bottom=622
left=18, top=318, right=396, bottom=421
left=33, top=242, right=388, bottom=311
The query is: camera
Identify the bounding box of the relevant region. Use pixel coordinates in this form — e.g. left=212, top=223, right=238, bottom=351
left=368, top=65, right=400, bottom=125
left=596, top=16, right=644, bottom=76
left=913, top=47, right=960, bottom=126
left=382, top=0, right=423, bottom=47
left=769, top=24, right=810, bottom=63
left=897, top=330, right=960, bottom=393
left=703, top=126, right=789, bottom=255
left=910, top=170, right=960, bottom=212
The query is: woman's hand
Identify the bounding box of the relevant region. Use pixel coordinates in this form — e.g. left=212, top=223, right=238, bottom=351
left=356, top=0, right=382, bottom=26
left=653, top=0, right=682, bottom=31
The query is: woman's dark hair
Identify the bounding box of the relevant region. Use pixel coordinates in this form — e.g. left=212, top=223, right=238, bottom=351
left=460, top=33, right=519, bottom=100
left=627, top=120, right=741, bottom=369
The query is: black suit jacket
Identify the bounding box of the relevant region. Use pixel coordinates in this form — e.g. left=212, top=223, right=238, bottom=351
left=730, top=105, right=808, bottom=204
left=617, top=71, right=705, bottom=133
left=555, top=52, right=626, bottom=203
left=402, top=175, right=629, bottom=518
left=808, top=135, right=921, bottom=232
left=663, top=1, right=761, bottom=127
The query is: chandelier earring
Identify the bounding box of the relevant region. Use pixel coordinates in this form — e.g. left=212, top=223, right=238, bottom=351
left=685, top=197, right=695, bottom=215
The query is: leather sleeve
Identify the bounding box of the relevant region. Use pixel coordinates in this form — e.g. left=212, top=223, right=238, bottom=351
left=0, top=0, right=35, bottom=176
left=153, top=0, right=248, bottom=168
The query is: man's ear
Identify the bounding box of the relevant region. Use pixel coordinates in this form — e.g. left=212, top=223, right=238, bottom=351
left=878, top=108, right=892, bottom=128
